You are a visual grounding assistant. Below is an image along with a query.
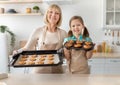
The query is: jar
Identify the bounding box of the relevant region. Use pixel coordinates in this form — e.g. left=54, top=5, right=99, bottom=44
left=102, top=41, right=106, bottom=53
left=0, top=8, right=4, bottom=14
left=26, top=8, right=31, bottom=13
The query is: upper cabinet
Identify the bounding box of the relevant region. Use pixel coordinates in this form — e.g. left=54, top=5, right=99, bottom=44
left=104, top=0, right=120, bottom=29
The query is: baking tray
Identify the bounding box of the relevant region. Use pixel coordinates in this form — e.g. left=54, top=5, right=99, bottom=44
left=64, top=41, right=95, bottom=51
left=11, top=50, right=63, bottom=68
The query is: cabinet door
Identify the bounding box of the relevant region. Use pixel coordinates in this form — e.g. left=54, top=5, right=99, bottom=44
left=88, top=58, right=105, bottom=74
left=10, top=67, right=32, bottom=74
left=105, top=58, right=120, bottom=74
left=106, top=0, right=114, bottom=25
left=104, top=0, right=120, bottom=28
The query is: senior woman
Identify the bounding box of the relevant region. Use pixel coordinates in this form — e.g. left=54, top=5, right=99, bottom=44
left=13, top=4, right=67, bottom=73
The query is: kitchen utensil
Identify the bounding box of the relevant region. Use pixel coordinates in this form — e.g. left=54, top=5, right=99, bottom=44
left=0, top=8, right=4, bottom=14
left=108, top=29, right=111, bottom=36
left=104, top=29, right=107, bottom=36
left=112, top=30, right=114, bottom=45
left=116, top=30, right=120, bottom=46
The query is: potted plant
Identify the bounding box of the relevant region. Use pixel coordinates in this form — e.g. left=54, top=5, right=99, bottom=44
left=33, top=6, right=40, bottom=13
left=0, top=25, right=15, bottom=47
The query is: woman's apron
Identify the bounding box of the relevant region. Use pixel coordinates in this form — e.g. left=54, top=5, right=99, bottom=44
left=33, top=27, right=63, bottom=73
left=68, top=49, right=90, bottom=74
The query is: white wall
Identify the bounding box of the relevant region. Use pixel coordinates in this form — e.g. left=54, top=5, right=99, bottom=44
left=60, top=0, right=104, bottom=42
left=0, top=0, right=119, bottom=52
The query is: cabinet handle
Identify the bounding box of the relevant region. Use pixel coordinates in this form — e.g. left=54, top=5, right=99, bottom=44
left=110, top=60, right=120, bottom=62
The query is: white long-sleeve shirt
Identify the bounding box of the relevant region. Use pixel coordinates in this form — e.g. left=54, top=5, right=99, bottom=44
left=22, top=26, right=67, bottom=50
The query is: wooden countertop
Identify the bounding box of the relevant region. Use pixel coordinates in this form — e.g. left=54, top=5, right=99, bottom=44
left=0, top=74, right=120, bottom=85
left=92, top=53, right=120, bottom=58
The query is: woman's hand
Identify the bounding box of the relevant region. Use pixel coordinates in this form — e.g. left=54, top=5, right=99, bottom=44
left=12, top=48, right=23, bottom=56
left=63, top=48, right=71, bottom=61
left=86, top=50, right=93, bottom=59
left=12, top=50, right=18, bottom=55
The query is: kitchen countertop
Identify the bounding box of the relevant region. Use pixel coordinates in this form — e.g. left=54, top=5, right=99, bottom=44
left=92, top=53, right=120, bottom=58
left=0, top=74, right=120, bottom=85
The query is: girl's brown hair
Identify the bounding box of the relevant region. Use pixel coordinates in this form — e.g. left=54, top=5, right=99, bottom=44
left=68, top=16, right=89, bottom=38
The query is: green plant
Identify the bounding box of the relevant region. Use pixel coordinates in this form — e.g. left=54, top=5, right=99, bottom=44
left=33, top=6, right=40, bottom=11
left=0, top=25, right=15, bottom=47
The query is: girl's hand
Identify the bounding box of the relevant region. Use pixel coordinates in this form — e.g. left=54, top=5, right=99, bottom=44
left=63, top=48, right=71, bottom=61
left=86, top=50, right=93, bottom=59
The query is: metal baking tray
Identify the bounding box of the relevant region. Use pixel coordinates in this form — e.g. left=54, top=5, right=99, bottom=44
left=10, top=50, right=63, bottom=67
left=64, top=41, right=95, bottom=51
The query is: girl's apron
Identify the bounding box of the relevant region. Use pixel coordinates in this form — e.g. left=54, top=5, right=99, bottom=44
left=33, top=27, right=63, bottom=73
left=68, top=49, right=90, bottom=74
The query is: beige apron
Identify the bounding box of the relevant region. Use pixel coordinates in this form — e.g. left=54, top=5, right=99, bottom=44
left=33, top=27, right=63, bottom=73
left=68, top=49, right=90, bottom=74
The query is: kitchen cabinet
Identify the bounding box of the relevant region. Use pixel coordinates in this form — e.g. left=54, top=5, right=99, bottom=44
left=0, top=0, right=42, bottom=16
left=88, top=52, right=120, bottom=74
left=104, top=58, right=120, bottom=74
left=0, top=33, right=8, bottom=73
left=88, top=58, right=105, bottom=74
left=10, top=67, right=32, bottom=74
left=104, top=0, right=120, bottom=29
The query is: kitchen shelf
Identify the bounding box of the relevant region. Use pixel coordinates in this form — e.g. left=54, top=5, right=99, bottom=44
left=0, top=13, right=42, bottom=16
left=0, top=0, right=42, bottom=4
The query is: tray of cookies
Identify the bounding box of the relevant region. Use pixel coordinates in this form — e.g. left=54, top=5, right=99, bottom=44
left=64, top=40, right=95, bottom=51
left=11, top=50, right=63, bottom=67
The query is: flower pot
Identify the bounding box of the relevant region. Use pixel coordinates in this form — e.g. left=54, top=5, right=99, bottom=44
left=0, top=33, right=8, bottom=73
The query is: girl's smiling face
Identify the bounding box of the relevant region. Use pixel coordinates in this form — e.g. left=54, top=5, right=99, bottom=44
left=70, top=19, right=84, bottom=36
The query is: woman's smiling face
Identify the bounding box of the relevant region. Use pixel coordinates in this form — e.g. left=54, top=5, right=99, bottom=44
left=70, top=19, right=84, bottom=36
left=47, top=8, right=60, bottom=25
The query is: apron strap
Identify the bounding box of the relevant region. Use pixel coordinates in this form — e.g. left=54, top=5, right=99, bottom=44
left=56, top=28, right=62, bottom=49
left=41, top=26, right=47, bottom=45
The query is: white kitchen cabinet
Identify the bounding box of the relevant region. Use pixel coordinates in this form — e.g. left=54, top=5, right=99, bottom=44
left=88, top=58, right=120, bottom=74
left=0, top=33, right=8, bottom=73
left=10, top=67, right=33, bottom=74
left=104, top=58, right=120, bottom=74
left=88, top=58, right=106, bottom=74
left=104, top=0, right=120, bottom=29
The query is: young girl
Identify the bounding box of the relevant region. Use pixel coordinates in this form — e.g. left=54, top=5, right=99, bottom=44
left=64, top=16, right=93, bottom=74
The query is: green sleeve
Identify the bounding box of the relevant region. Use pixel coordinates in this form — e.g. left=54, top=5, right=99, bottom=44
left=63, top=38, right=69, bottom=44
left=85, top=37, right=92, bottom=42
